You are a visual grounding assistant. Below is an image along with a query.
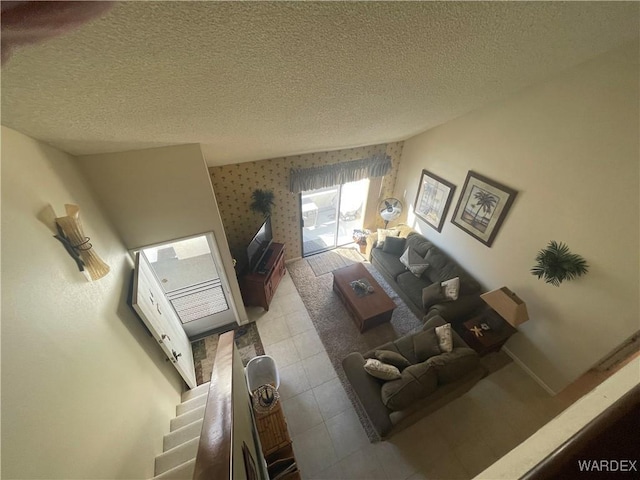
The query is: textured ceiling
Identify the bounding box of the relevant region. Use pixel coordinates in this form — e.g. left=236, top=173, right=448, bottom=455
left=1, top=2, right=638, bottom=166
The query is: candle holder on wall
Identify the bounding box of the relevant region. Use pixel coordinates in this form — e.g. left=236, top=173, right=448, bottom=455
left=53, top=204, right=110, bottom=281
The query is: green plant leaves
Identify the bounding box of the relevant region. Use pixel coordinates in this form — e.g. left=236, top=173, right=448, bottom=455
left=531, top=241, right=589, bottom=287
left=250, top=189, right=275, bottom=217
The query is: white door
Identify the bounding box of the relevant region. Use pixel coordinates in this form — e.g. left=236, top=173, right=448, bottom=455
left=132, top=251, right=197, bottom=389
left=140, top=233, right=237, bottom=338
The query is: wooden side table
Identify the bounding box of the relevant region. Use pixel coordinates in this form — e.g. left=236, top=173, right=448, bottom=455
left=254, top=402, right=291, bottom=456
left=254, top=402, right=301, bottom=479
left=459, top=310, right=517, bottom=356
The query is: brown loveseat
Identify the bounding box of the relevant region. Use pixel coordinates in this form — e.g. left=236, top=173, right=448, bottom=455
left=342, top=315, right=486, bottom=438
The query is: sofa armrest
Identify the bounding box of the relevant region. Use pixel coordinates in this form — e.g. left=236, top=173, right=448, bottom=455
left=342, top=352, right=393, bottom=437
left=365, top=232, right=379, bottom=260
left=425, top=294, right=484, bottom=325
left=423, top=315, right=446, bottom=329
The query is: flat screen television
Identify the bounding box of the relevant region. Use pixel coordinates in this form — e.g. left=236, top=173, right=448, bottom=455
left=247, top=216, right=273, bottom=272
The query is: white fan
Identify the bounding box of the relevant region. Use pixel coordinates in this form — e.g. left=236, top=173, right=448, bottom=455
left=379, top=198, right=403, bottom=228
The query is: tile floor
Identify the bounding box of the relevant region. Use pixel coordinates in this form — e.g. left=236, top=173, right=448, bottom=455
left=246, top=272, right=571, bottom=480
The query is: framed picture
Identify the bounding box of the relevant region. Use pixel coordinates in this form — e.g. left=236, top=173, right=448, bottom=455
left=451, top=171, right=517, bottom=247
left=413, top=170, right=456, bottom=232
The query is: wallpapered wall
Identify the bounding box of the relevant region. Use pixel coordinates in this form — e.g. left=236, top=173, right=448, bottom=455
left=208, top=142, right=404, bottom=263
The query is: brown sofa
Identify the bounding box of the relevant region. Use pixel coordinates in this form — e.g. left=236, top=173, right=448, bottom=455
left=342, top=315, right=486, bottom=439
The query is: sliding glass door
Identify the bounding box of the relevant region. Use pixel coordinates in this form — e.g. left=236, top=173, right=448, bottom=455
left=301, top=179, right=369, bottom=256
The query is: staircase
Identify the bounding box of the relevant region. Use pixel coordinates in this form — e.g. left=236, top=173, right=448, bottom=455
left=151, top=382, right=210, bottom=479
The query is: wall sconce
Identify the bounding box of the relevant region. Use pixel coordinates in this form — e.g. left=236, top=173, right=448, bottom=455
left=53, top=204, right=110, bottom=281
left=480, top=286, right=529, bottom=327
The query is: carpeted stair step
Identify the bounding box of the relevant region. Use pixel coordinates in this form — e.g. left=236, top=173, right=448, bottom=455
left=151, top=459, right=195, bottom=480
left=181, top=382, right=210, bottom=403
left=170, top=405, right=206, bottom=431
left=176, top=392, right=208, bottom=416
left=163, top=418, right=203, bottom=452
left=154, top=437, right=199, bottom=476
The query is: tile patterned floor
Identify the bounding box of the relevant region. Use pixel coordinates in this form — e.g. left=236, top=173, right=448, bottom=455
left=246, top=272, right=571, bottom=480
left=192, top=322, right=264, bottom=384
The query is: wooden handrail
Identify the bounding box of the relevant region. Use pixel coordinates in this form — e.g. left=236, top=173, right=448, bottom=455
left=193, top=331, right=235, bottom=480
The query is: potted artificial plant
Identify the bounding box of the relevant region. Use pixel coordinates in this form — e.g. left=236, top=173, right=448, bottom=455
left=531, top=241, right=589, bottom=287
left=250, top=189, right=275, bottom=218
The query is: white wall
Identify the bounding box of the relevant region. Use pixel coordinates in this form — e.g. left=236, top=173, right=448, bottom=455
left=1, top=126, right=184, bottom=478
left=75, top=145, right=248, bottom=324
left=76, top=144, right=220, bottom=249
left=394, top=41, right=639, bottom=393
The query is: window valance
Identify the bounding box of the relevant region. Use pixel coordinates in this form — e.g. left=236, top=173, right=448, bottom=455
left=289, top=154, right=392, bottom=193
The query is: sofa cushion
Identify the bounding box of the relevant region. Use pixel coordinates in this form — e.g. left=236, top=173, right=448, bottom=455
left=396, top=272, right=431, bottom=312
left=399, top=247, right=430, bottom=277
left=380, top=362, right=438, bottom=411
left=426, top=348, right=480, bottom=384
left=435, top=264, right=481, bottom=295
left=375, top=350, right=411, bottom=370
left=371, top=249, right=408, bottom=281
left=382, top=236, right=406, bottom=255
left=392, top=334, right=419, bottom=365
left=422, top=282, right=445, bottom=310
left=412, top=328, right=441, bottom=362
left=405, top=233, right=434, bottom=258
left=364, top=358, right=402, bottom=381
left=436, top=263, right=460, bottom=284
left=424, top=254, right=481, bottom=295
left=377, top=228, right=400, bottom=247
left=424, top=247, right=449, bottom=276
left=459, top=275, right=481, bottom=295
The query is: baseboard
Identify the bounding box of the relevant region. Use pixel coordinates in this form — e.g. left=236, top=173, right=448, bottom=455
left=594, top=332, right=640, bottom=371
left=502, top=346, right=558, bottom=396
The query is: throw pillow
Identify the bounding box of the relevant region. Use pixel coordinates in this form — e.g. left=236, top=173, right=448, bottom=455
left=374, top=350, right=411, bottom=370
left=382, top=236, right=406, bottom=255
left=399, top=247, right=430, bottom=278
left=363, top=358, right=402, bottom=381
left=435, top=323, right=453, bottom=353
left=441, top=277, right=460, bottom=301
left=412, top=328, right=442, bottom=362
left=422, top=282, right=445, bottom=311
left=377, top=228, right=400, bottom=247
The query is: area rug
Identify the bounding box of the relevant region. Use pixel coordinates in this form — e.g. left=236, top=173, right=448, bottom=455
left=306, top=247, right=365, bottom=276
left=287, top=256, right=424, bottom=441
left=192, top=322, right=265, bottom=385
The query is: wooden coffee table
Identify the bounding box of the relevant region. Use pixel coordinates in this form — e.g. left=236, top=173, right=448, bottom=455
left=332, top=263, right=396, bottom=332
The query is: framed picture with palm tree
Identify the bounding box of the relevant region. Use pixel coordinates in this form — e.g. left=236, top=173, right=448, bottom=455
left=451, top=171, right=517, bottom=247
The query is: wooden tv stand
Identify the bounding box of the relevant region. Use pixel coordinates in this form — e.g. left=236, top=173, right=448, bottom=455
left=241, top=242, right=286, bottom=311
